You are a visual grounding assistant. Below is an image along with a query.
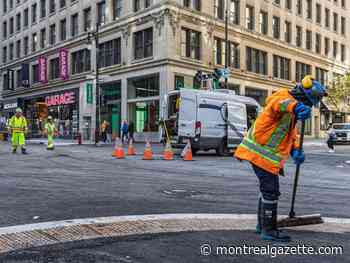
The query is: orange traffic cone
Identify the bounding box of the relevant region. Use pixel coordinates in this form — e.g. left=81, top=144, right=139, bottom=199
left=127, top=139, right=136, bottom=156
left=163, top=141, right=174, bottom=160
left=181, top=141, right=193, bottom=161
left=113, top=137, right=125, bottom=159
left=143, top=140, right=153, bottom=160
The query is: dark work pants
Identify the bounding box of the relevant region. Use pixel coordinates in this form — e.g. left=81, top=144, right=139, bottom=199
left=252, top=164, right=281, bottom=202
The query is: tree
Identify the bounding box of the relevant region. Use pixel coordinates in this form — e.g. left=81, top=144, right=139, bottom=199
left=326, top=73, right=350, bottom=112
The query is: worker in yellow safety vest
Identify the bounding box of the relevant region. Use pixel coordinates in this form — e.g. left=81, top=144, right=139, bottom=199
left=44, top=116, right=57, bottom=150
left=8, top=108, right=28, bottom=154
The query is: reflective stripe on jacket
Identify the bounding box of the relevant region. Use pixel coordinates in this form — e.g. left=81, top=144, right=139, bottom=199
left=9, top=116, right=27, bottom=133
left=234, top=89, right=300, bottom=175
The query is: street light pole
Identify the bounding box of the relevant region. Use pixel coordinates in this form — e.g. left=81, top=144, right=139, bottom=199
left=224, top=0, right=229, bottom=89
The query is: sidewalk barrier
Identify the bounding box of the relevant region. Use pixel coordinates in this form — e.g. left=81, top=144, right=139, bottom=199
left=181, top=141, right=193, bottom=161
left=143, top=140, right=153, bottom=160
left=163, top=141, right=174, bottom=160
left=113, top=137, right=125, bottom=159
left=127, top=139, right=136, bottom=156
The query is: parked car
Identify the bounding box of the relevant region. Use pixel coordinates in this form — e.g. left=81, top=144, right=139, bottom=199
left=332, top=123, right=350, bottom=144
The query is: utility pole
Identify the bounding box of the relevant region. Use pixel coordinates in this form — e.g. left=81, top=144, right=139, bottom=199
left=224, top=0, right=229, bottom=89
left=88, top=23, right=100, bottom=145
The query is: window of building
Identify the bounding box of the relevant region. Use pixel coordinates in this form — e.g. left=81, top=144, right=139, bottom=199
left=3, top=0, right=7, bottom=14
left=181, top=27, right=201, bottom=60
left=134, top=0, right=141, bottom=11
left=145, top=0, right=152, bottom=8
left=32, top=33, right=37, bottom=52
left=214, top=37, right=240, bottom=68
left=341, top=17, right=346, bottom=35
left=83, top=8, right=91, bottom=32
left=24, top=8, right=29, bottom=27
left=49, top=0, right=55, bottom=14
left=134, top=27, right=153, bottom=60
left=296, top=0, right=302, bottom=15
left=230, top=0, right=240, bottom=25
left=273, top=0, right=280, bottom=5
left=215, top=0, right=224, bottom=20
left=272, top=16, right=280, bottom=39
left=9, top=17, right=14, bottom=35
left=9, top=43, right=14, bottom=60
left=333, top=40, right=338, bottom=58
left=324, top=37, right=330, bottom=56
left=341, top=44, right=346, bottom=62
left=40, top=0, right=46, bottom=18
left=273, top=55, right=290, bottom=80
left=296, top=61, right=311, bottom=82
left=71, top=49, right=91, bottom=74
left=40, top=28, right=46, bottom=48
left=2, top=21, right=7, bottom=39
left=49, top=58, right=59, bottom=79
left=60, top=18, right=66, bottom=41
left=306, top=0, right=312, bottom=19
left=183, top=0, right=201, bottom=11
left=2, top=46, right=7, bottom=63
left=259, top=11, right=268, bottom=35
left=325, top=8, right=330, bottom=28
left=23, top=36, right=28, bottom=55
left=316, top=3, right=321, bottom=24
left=296, top=26, right=302, bottom=47
left=246, top=47, right=268, bottom=75
left=16, top=13, right=21, bottom=31
left=333, top=12, right=338, bottom=32
left=97, top=1, right=106, bottom=26
left=113, top=0, right=122, bottom=19
left=341, top=0, right=345, bottom=8
left=285, top=21, right=291, bottom=43
left=32, top=64, right=39, bottom=83
left=246, top=5, right=254, bottom=30
left=49, top=24, right=56, bottom=45
left=16, top=69, right=22, bottom=88
left=315, top=67, right=328, bottom=86
left=71, top=13, right=78, bottom=37
left=16, top=39, right=20, bottom=58
left=315, top=33, right=321, bottom=54
left=31, top=3, right=37, bottom=24
left=9, top=0, right=13, bottom=9
left=306, top=30, right=312, bottom=50
left=59, top=0, right=65, bottom=8
left=245, top=87, right=268, bottom=106
left=98, top=38, right=121, bottom=68
left=285, top=0, right=291, bottom=9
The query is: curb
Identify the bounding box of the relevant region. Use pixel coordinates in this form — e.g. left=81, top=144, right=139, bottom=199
left=0, top=214, right=349, bottom=254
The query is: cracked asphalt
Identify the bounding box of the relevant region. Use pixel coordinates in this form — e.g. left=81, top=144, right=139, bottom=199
left=0, top=141, right=349, bottom=262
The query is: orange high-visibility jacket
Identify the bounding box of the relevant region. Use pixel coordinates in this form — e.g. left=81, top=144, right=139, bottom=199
left=235, top=89, right=300, bottom=175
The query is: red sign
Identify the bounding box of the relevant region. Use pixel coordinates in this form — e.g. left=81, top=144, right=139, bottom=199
left=45, top=91, right=75, bottom=107
left=59, top=49, right=69, bottom=80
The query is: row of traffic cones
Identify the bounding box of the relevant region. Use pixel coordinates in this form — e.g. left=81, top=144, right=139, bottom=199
left=112, top=138, right=193, bottom=161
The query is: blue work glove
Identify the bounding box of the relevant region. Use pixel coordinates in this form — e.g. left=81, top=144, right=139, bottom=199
left=291, top=149, right=305, bottom=165
left=294, top=102, right=311, bottom=120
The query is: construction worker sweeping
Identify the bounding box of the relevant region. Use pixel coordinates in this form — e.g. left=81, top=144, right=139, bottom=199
left=234, top=75, right=327, bottom=242
left=8, top=108, right=28, bottom=154
left=44, top=116, right=57, bottom=150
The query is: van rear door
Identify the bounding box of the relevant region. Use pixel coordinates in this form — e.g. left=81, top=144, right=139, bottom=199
left=227, top=102, right=247, bottom=148
left=178, top=91, right=197, bottom=138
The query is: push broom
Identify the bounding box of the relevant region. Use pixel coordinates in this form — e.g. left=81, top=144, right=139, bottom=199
left=278, top=119, right=323, bottom=228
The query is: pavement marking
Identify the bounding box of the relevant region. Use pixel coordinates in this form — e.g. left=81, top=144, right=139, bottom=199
left=0, top=214, right=350, bottom=254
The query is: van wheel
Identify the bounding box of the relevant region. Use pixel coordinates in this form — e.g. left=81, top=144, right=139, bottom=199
left=216, top=140, right=227, bottom=156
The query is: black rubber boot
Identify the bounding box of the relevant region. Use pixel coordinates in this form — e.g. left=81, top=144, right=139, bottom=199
left=21, top=148, right=28, bottom=154
left=12, top=148, right=17, bottom=154
left=256, top=197, right=262, bottom=234
left=260, top=200, right=291, bottom=242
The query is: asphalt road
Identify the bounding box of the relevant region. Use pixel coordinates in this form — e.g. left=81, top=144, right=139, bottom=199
left=0, top=141, right=349, bottom=228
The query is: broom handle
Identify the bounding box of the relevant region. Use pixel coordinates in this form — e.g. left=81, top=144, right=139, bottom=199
left=289, top=119, right=306, bottom=218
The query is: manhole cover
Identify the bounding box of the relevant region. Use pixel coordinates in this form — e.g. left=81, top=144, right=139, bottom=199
left=162, top=189, right=202, bottom=198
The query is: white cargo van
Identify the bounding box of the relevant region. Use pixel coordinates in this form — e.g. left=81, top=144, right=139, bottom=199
left=161, top=89, right=260, bottom=155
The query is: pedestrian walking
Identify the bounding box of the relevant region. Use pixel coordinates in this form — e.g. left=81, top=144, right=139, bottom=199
left=44, top=116, right=57, bottom=150
left=234, top=75, right=327, bottom=242
left=326, top=124, right=336, bottom=153
left=128, top=121, right=135, bottom=143
left=100, top=120, right=109, bottom=143
left=8, top=108, right=28, bottom=154
left=121, top=120, right=129, bottom=144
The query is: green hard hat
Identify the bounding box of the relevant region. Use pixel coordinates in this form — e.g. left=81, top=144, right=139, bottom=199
left=16, top=108, right=22, bottom=113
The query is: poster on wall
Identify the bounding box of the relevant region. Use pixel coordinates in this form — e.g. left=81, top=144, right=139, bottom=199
left=38, top=56, right=48, bottom=84
left=59, top=49, right=69, bottom=80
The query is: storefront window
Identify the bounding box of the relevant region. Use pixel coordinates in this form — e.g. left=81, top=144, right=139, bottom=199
left=245, top=87, right=268, bottom=106
left=130, top=101, right=159, bottom=132
left=128, top=74, right=159, bottom=99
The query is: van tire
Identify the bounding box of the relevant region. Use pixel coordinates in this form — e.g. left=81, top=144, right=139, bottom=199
left=216, top=140, right=227, bottom=156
